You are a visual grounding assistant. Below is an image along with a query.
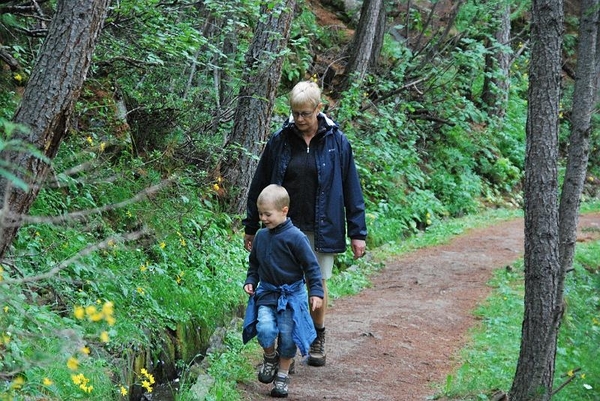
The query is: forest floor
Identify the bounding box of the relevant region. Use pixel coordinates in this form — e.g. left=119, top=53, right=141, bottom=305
left=238, top=212, right=600, bottom=400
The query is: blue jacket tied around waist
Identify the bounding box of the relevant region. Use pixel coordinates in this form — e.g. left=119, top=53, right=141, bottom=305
left=242, top=279, right=316, bottom=356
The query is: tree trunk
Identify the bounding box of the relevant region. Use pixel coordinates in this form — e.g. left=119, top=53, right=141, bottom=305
left=0, top=0, right=110, bottom=261
left=509, top=0, right=564, bottom=399
left=221, top=0, right=296, bottom=215
left=482, top=2, right=511, bottom=119
left=342, top=0, right=384, bottom=89
left=369, top=1, right=387, bottom=71
left=557, top=0, right=599, bottom=301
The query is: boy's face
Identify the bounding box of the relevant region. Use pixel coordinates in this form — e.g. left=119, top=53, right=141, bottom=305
left=257, top=200, right=288, bottom=229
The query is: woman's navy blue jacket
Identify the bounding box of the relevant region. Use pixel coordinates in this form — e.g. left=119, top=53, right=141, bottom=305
left=243, top=113, right=367, bottom=254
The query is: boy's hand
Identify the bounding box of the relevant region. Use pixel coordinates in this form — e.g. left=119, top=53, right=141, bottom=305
left=244, top=284, right=255, bottom=295
left=309, top=296, right=323, bottom=311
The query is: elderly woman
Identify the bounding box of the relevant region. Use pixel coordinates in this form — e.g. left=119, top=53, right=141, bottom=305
left=243, top=80, right=367, bottom=368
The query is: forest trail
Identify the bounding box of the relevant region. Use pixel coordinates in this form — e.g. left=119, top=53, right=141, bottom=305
left=238, top=213, right=600, bottom=400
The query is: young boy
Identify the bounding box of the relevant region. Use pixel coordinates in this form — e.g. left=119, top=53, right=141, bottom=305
left=242, top=184, right=324, bottom=398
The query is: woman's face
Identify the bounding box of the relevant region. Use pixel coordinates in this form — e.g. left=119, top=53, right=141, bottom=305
left=291, top=102, right=320, bottom=134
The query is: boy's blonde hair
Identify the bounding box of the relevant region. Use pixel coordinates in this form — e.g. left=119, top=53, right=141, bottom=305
left=289, top=81, right=321, bottom=109
left=257, top=184, right=290, bottom=210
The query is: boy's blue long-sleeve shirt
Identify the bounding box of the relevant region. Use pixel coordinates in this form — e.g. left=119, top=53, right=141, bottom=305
left=244, top=218, right=324, bottom=304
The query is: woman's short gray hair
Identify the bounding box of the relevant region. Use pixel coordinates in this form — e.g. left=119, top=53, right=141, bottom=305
left=289, top=81, right=321, bottom=108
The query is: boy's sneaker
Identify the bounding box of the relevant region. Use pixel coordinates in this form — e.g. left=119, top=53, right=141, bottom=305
left=308, top=328, right=326, bottom=366
left=270, top=374, right=289, bottom=398
left=258, top=352, right=279, bottom=384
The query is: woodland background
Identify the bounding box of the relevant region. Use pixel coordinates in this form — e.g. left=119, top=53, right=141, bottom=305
left=0, top=0, right=599, bottom=400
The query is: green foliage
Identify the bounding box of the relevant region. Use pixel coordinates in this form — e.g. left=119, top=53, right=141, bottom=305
left=1, top=136, right=250, bottom=398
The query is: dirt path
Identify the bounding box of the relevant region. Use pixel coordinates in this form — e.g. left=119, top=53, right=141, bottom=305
left=239, top=213, right=600, bottom=400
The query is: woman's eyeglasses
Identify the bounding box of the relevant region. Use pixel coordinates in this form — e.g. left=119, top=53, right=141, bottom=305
left=291, top=105, right=318, bottom=119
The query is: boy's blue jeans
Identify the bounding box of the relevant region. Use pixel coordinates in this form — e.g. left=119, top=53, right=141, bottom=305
left=256, top=305, right=296, bottom=359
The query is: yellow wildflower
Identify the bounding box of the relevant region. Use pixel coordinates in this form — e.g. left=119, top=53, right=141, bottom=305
left=120, top=385, right=128, bottom=396
left=100, top=142, right=106, bottom=152
left=43, top=377, right=53, bottom=386
left=136, top=287, right=145, bottom=295
left=159, top=241, right=166, bottom=249
left=100, top=331, right=110, bottom=343
left=90, top=312, right=103, bottom=322
left=67, top=356, right=79, bottom=370
left=80, top=346, right=90, bottom=355
left=140, top=263, right=147, bottom=272
left=3, top=306, right=8, bottom=313
left=141, top=380, right=153, bottom=392
left=74, top=306, right=85, bottom=319
left=85, top=305, right=98, bottom=317
left=11, top=376, right=25, bottom=389
left=213, top=183, right=220, bottom=191
left=72, top=373, right=93, bottom=393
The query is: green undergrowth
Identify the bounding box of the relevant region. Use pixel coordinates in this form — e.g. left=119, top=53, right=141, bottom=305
left=434, top=211, right=600, bottom=400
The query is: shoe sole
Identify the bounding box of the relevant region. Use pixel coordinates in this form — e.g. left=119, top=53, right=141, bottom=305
left=307, top=356, right=326, bottom=367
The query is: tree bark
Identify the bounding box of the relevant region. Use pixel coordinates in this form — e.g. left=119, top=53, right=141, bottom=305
left=509, top=0, right=564, bottom=399
left=482, top=2, right=511, bottom=119
left=557, top=0, right=599, bottom=302
left=221, top=0, right=297, bottom=215
left=342, top=0, right=384, bottom=90
left=0, top=0, right=110, bottom=261
left=369, top=1, right=387, bottom=71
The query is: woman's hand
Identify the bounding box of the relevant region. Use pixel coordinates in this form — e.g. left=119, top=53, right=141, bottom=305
left=351, top=238, right=366, bottom=259
left=244, top=234, right=255, bottom=252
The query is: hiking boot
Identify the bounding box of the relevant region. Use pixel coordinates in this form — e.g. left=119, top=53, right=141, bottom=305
left=258, top=352, right=279, bottom=384
left=270, top=374, right=289, bottom=398
left=308, top=328, right=326, bottom=366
